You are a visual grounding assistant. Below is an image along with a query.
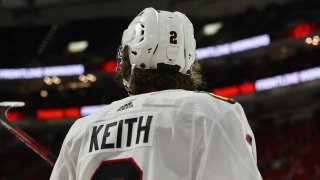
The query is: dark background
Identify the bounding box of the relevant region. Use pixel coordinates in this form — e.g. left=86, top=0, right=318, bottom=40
left=0, top=0, right=320, bottom=179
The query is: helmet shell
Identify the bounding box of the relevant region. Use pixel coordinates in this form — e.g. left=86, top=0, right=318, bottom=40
left=121, top=7, right=196, bottom=74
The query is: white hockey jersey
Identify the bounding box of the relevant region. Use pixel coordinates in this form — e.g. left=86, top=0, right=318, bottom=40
left=50, top=89, right=262, bottom=180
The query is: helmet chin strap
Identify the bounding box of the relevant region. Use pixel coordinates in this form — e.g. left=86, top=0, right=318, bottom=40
left=122, top=64, right=136, bottom=95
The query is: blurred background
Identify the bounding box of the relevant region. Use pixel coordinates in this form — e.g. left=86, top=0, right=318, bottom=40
left=0, top=0, right=320, bottom=179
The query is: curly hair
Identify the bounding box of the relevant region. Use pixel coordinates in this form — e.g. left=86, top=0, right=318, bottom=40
left=116, top=45, right=203, bottom=95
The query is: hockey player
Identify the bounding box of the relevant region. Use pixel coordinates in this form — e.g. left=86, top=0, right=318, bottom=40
left=50, top=7, right=262, bottom=180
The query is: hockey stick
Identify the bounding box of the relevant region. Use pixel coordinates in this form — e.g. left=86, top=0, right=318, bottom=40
left=0, top=102, right=56, bottom=166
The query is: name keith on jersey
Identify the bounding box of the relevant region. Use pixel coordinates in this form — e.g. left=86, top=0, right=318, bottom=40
left=89, top=115, right=153, bottom=153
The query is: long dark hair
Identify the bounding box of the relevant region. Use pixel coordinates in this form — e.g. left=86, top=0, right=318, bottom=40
left=116, top=45, right=203, bottom=95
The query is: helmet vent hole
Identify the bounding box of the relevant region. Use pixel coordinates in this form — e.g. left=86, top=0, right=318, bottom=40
left=140, top=37, right=144, bottom=42
left=140, top=63, right=146, bottom=68
left=141, top=30, right=144, bottom=35
left=141, top=24, right=145, bottom=28
left=131, top=51, right=137, bottom=55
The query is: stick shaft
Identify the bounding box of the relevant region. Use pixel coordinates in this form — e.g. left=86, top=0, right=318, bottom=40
left=0, top=107, right=56, bottom=166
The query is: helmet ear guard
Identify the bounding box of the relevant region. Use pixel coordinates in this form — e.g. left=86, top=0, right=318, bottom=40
left=120, top=7, right=196, bottom=74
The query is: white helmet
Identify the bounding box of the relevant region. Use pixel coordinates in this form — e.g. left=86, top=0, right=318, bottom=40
left=120, top=7, right=196, bottom=74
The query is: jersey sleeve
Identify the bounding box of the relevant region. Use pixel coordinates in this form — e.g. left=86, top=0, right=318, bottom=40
left=50, top=128, right=78, bottom=180
left=195, top=102, right=262, bottom=180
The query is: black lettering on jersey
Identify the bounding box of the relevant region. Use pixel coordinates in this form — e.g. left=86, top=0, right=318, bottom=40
left=117, top=102, right=133, bottom=112
left=101, top=122, right=117, bottom=149
left=116, top=120, right=123, bottom=148
left=125, top=118, right=137, bottom=147
left=89, top=115, right=153, bottom=153
left=89, top=125, right=104, bottom=153
left=136, top=116, right=152, bottom=144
